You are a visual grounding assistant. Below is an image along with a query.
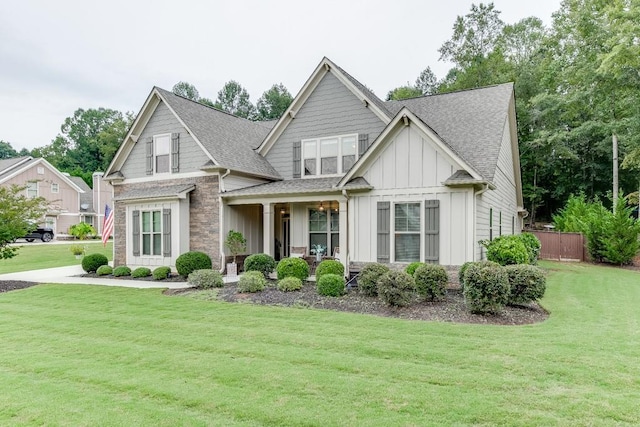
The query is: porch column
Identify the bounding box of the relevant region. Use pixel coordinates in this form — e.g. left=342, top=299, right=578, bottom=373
left=262, top=202, right=274, bottom=256
left=339, top=200, right=348, bottom=269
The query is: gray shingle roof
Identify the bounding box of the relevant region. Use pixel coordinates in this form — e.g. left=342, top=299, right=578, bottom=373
left=333, top=64, right=392, bottom=118
left=156, top=88, right=281, bottom=179
left=0, top=156, right=35, bottom=182
left=221, top=176, right=371, bottom=198
left=114, top=184, right=196, bottom=201
left=385, top=83, right=513, bottom=182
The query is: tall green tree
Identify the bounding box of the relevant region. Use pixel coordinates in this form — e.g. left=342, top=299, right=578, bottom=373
left=415, top=67, right=439, bottom=95
left=172, top=81, right=200, bottom=101
left=0, top=140, right=19, bottom=159
left=255, top=83, right=293, bottom=120
left=214, top=81, right=255, bottom=119
left=0, top=185, right=47, bottom=259
left=386, top=85, right=423, bottom=101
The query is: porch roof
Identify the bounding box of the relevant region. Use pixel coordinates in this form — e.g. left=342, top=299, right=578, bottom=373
left=221, top=176, right=371, bottom=198
left=114, top=184, right=196, bottom=201
left=442, top=170, right=493, bottom=188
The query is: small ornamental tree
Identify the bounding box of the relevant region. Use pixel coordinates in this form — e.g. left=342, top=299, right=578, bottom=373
left=225, top=230, right=247, bottom=263
left=0, top=184, right=47, bottom=259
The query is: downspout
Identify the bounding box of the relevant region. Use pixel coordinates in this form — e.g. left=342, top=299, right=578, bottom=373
left=218, top=169, right=231, bottom=273
left=341, top=189, right=350, bottom=276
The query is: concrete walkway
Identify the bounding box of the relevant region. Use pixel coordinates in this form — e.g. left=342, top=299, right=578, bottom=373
left=0, top=265, right=191, bottom=289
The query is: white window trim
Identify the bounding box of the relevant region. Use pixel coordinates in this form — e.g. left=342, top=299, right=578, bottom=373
left=301, top=133, right=358, bottom=178
left=391, top=201, right=423, bottom=263
left=51, top=183, right=59, bottom=193
left=26, top=181, right=38, bottom=198
left=140, top=209, right=163, bottom=257
left=153, top=133, right=172, bottom=175
left=308, top=208, right=340, bottom=253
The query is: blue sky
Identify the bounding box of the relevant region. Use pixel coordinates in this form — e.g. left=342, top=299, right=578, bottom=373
left=0, top=0, right=562, bottom=151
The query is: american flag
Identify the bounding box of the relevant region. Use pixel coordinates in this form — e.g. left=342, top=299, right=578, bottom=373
left=102, top=204, right=114, bottom=246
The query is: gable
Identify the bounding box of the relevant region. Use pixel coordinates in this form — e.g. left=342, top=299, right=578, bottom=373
left=265, top=72, right=387, bottom=179
left=119, top=101, right=209, bottom=179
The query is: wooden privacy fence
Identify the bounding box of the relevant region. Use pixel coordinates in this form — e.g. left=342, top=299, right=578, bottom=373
left=529, top=231, right=588, bottom=262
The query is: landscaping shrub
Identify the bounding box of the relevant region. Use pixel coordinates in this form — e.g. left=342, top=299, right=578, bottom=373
left=357, top=263, right=390, bottom=297
left=238, top=271, right=266, bottom=293
left=458, top=261, right=474, bottom=289
left=81, top=253, right=108, bottom=273
left=600, top=196, right=640, bottom=265
left=317, top=273, right=345, bottom=297
left=96, top=265, right=113, bottom=276
left=463, top=262, right=509, bottom=314
left=276, top=257, right=309, bottom=281
left=519, top=233, right=541, bottom=265
left=315, top=259, right=344, bottom=280
left=483, top=235, right=529, bottom=266
left=152, top=266, right=171, bottom=280
left=188, top=269, right=224, bottom=289
left=132, top=267, right=152, bottom=278
left=505, top=264, right=546, bottom=305
left=175, top=251, right=212, bottom=277
left=377, top=270, right=415, bottom=307
left=113, top=266, right=132, bottom=277
left=277, top=276, right=303, bottom=292
left=413, top=264, right=448, bottom=301
left=405, top=262, right=424, bottom=276
left=244, top=253, right=277, bottom=277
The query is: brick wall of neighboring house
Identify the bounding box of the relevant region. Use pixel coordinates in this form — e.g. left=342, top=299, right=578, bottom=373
left=112, top=174, right=220, bottom=268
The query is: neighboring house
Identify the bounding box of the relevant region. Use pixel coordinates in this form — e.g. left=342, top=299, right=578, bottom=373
left=0, top=156, right=114, bottom=236
left=105, top=57, right=525, bottom=271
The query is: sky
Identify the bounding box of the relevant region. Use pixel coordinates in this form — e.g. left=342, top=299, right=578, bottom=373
left=0, top=0, right=562, bottom=152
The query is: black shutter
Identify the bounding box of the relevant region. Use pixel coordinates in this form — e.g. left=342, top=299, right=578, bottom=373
left=163, top=209, right=171, bottom=257
left=132, top=210, right=140, bottom=256
left=145, top=138, right=153, bottom=175
left=358, top=134, right=369, bottom=157
left=171, top=133, right=180, bottom=173
left=293, top=141, right=301, bottom=178
left=424, top=200, right=440, bottom=264
left=377, top=201, right=390, bottom=263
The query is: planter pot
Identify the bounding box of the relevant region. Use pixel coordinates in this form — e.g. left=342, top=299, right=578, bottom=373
left=75, top=255, right=83, bottom=259
left=226, top=262, right=238, bottom=277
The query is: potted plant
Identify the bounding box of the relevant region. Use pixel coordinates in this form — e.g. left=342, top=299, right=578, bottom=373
left=225, top=230, right=246, bottom=276
left=70, top=244, right=85, bottom=259
left=69, top=222, right=97, bottom=240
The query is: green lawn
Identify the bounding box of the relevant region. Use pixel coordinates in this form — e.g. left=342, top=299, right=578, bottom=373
left=0, top=241, right=113, bottom=274
left=0, top=261, right=638, bottom=425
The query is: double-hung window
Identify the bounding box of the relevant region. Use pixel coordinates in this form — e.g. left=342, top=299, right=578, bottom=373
left=394, top=203, right=421, bottom=262
left=302, top=134, right=357, bottom=176
left=51, top=183, right=59, bottom=193
left=154, top=134, right=171, bottom=174
left=142, top=210, right=162, bottom=256
left=309, top=209, right=339, bottom=254
left=26, top=181, right=38, bottom=198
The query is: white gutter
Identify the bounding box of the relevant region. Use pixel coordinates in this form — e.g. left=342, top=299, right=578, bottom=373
left=218, top=169, right=232, bottom=273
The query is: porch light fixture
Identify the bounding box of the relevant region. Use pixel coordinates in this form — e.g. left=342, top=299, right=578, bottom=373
left=280, top=207, right=285, bottom=214
left=319, top=202, right=324, bottom=211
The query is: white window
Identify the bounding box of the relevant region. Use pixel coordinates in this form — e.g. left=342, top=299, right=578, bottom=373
left=141, top=210, right=162, bottom=256
left=51, top=183, right=59, bottom=193
left=82, top=215, right=94, bottom=226
left=309, top=208, right=339, bottom=255
left=37, top=167, right=44, bottom=175
left=394, top=203, right=421, bottom=262
left=302, top=134, right=357, bottom=176
left=154, top=134, right=171, bottom=174
left=26, top=181, right=38, bottom=198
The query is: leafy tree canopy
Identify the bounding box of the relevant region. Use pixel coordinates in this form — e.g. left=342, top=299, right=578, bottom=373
left=214, top=80, right=256, bottom=119
left=172, top=81, right=200, bottom=101
left=0, top=140, right=19, bottom=159
left=0, top=185, right=48, bottom=259
left=386, top=85, right=423, bottom=101
left=255, top=83, right=293, bottom=120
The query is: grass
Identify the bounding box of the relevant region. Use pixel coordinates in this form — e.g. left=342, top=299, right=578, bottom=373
left=0, top=241, right=113, bottom=274
left=0, top=261, right=639, bottom=425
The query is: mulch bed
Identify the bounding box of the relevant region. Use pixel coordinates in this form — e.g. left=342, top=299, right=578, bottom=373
left=0, top=281, right=40, bottom=293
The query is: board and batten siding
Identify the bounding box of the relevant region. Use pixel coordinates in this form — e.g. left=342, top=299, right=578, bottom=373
left=120, top=101, right=208, bottom=179
left=265, top=72, right=387, bottom=179
left=223, top=205, right=264, bottom=255
left=475, top=117, right=520, bottom=260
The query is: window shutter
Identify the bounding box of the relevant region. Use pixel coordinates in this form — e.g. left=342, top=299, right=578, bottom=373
left=162, top=209, right=171, bottom=257
left=145, top=138, right=153, bottom=175
left=293, top=140, right=301, bottom=178
left=358, top=134, right=369, bottom=156
left=132, top=210, right=140, bottom=256
left=424, top=200, right=440, bottom=264
left=171, top=133, right=180, bottom=173
left=377, top=201, right=390, bottom=263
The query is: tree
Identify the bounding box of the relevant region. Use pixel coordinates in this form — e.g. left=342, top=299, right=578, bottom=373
left=0, top=185, right=47, bottom=259
left=172, top=81, right=200, bottom=101
left=255, top=83, right=293, bottom=120
left=415, top=67, right=439, bottom=95
left=0, top=140, right=19, bottom=159
left=386, top=85, right=423, bottom=101
left=214, top=81, right=255, bottom=119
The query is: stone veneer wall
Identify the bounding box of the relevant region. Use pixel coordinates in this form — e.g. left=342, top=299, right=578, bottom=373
left=112, top=174, right=220, bottom=268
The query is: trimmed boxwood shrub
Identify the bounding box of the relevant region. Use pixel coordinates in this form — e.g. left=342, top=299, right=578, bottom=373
left=96, top=265, right=113, bottom=276
left=485, top=235, right=529, bottom=266
left=81, top=253, right=108, bottom=273
left=377, top=270, right=415, bottom=307
left=317, top=273, right=345, bottom=297
left=176, top=251, right=212, bottom=277
left=504, top=264, right=546, bottom=305
left=277, top=276, right=303, bottom=292
left=413, top=264, right=448, bottom=301
left=113, top=266, right=131, bottom=277
left=519, top=233, right=541, bottom=265
left=458, top=261, right=474, bottom=289
left=405, top=262, right=424, bottom=276
left=132, top=267, right=152, bottom=278
left=276, top=257, right=309, bottom=281
left=357, top=263, right=390, bottom=297
left=244, top=253, right=277, bottom=278
left=188, top=269, right=224, bottom=289
left=152, top=266, right=171, bottom=280
left=238, top=271, right=266, bottom=293
left=463, top=262, right=509, bottom=314
left=315, top=259, right=344, bottom=280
